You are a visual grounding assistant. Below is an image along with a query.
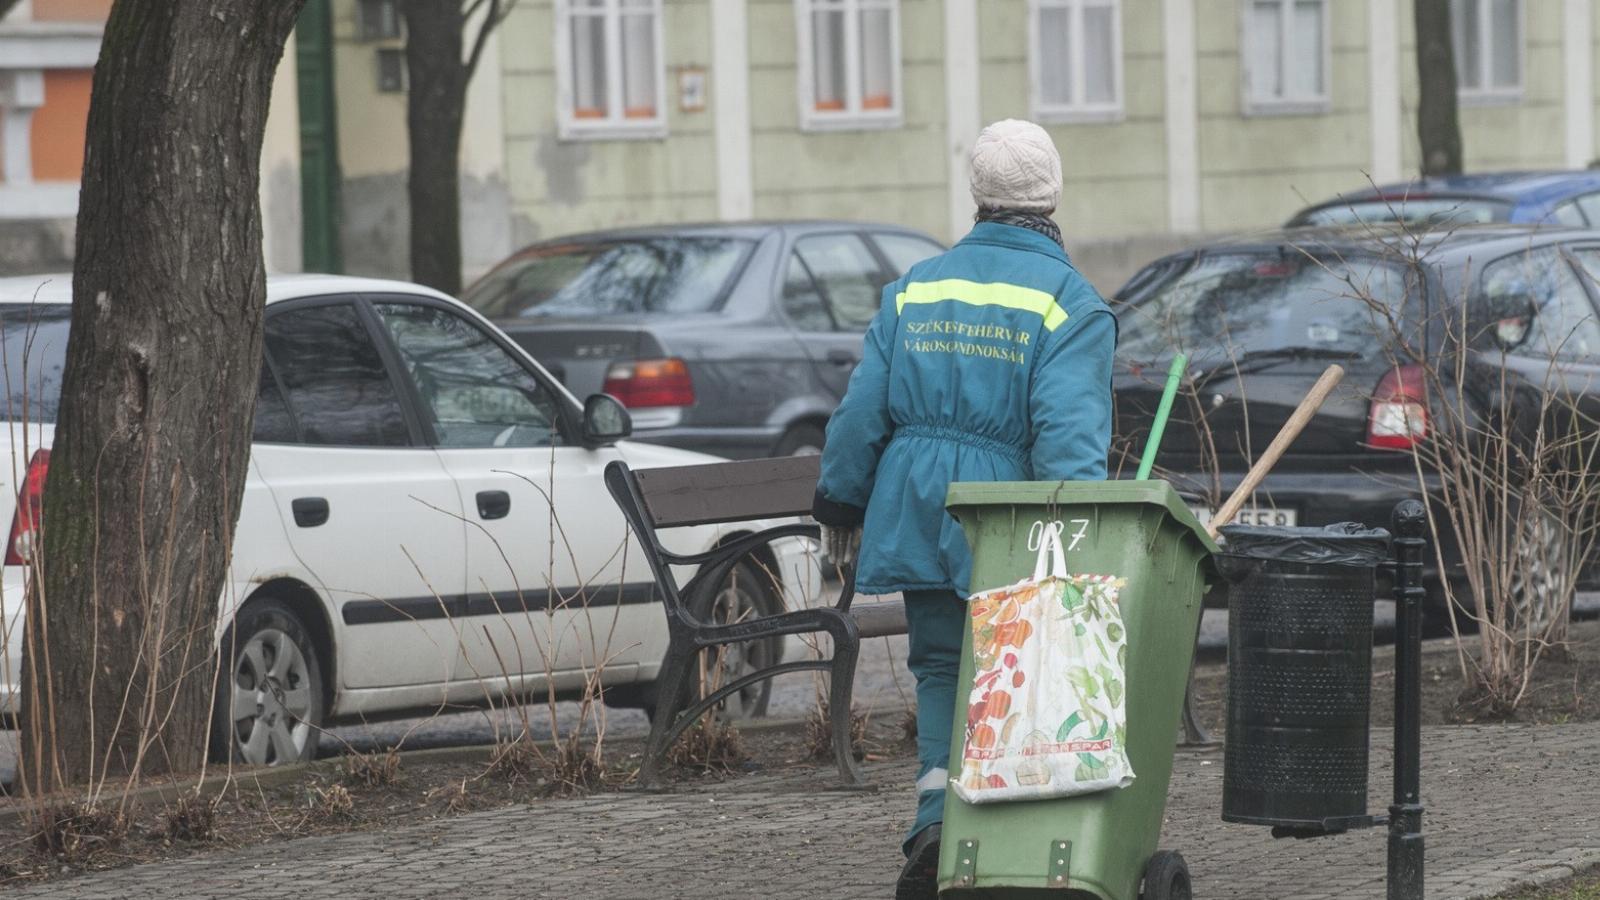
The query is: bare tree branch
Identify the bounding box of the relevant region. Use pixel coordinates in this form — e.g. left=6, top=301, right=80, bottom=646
left=465, top=0, right=513, bottom=83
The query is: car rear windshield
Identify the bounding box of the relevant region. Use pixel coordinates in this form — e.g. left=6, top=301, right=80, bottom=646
left=0, top=304, right=70, bottom=423
left=462, top=237, right=754, bottom=319
left=1292, top=197, right=1512, bottom=228
left=1117, top=253, right=1414, bottom=364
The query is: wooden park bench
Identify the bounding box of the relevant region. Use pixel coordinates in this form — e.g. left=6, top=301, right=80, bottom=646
left=604, top=454, right=905, bottom=788
left=605, top=455, right=1212, bottom=789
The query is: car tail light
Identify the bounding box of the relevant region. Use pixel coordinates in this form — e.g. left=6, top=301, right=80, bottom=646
left=6, top=449, right=50, bottom=566
left=602, top=358, right=696, bottom=409
left=1368, top=365, right=1428, bottom=450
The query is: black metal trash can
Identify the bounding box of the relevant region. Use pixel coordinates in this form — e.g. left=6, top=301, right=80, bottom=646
left=1219, top=523, right=1391, bottom=832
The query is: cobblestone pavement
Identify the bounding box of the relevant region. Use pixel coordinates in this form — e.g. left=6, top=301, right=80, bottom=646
left=10, top=722, right=1598, bottom=899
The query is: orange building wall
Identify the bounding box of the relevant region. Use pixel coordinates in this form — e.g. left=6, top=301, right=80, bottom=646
left=30, top=69, right=93, bottom=182
left=30, top=0, right=113, bottom=22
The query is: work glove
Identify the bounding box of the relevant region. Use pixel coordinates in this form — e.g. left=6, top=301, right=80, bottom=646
left=821, top=524, right=862, bottom=569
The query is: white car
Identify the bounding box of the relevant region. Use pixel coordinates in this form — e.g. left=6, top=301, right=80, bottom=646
left=0, top=274, right=822, bottom=765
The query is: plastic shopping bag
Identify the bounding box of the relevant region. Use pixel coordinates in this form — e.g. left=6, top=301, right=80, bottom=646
left=952, top=524, right=1135, bottom=804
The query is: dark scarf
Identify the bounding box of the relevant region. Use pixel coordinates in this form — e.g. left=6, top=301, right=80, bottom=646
left=975, top=207, right=1065, bottom=251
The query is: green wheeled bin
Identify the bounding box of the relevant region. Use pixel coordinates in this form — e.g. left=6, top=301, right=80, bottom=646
left=939, top=480, right=1218, bottom=900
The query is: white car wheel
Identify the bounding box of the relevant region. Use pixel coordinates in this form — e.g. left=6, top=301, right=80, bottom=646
left=216, top=599, right=324, bottom=766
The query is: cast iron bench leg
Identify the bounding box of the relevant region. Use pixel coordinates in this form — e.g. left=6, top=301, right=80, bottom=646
left=637, top=633, right=696, bottom=788
left=827, top=625, right=867, bottom=787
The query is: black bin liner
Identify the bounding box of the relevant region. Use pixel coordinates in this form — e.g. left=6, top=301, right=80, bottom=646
left=1219, top=523, right=1391, bottom=831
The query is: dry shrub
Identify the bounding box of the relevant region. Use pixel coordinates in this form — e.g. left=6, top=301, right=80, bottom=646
left=484, top=735, right=541, bottom=785
left=161, top=793, right=222, bottom=844
left=30, top=802, right=129, bottom=861
left=484, top=732, right=604, bottom=796
left=426, top=778, right=471, bottom=816
left=309, top=784, right=355, bottom=821
left=667, top=715, right=746, bottom=773
left=899, top=707, right=919, bottom=749
left=541, top=742, right=604, bottom=797
left=805, top=702, right=868, bottom=762
left=343, top=749, right=402, bottom=788
left=1345, top=235, right=1600, bottom=710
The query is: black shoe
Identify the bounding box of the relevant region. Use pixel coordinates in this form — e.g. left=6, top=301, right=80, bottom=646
left=896, top=823, right=941, bottom=900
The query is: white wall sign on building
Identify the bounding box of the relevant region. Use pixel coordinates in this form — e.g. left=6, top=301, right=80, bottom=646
left=678, top=66, right=707, bottom=113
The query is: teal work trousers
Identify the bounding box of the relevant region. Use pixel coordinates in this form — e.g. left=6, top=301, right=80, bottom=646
left=902, top=589, right=966, bottom=855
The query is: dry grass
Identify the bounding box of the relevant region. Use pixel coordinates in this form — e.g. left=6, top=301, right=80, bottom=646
left=160, top=793, right=221, bottom=844
left=666, top=715, right=747, bottom=773
left=540, top=743, right=604, bottom=797
left=898, top=707, right=919, bottom=749
left=343, top=749, right=402, bottom=788
left=804, top=701, right=868, bottom=762
left=483, top=735, right=541, bottom=785
left=29, top=801, right=129, bottom=862
left=307, top=784, right=355, bottom=822
left=427, top=777, right=472, bottom=816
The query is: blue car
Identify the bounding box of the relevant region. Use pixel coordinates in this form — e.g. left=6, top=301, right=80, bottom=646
left=1287, top=170, right=1600, bottom=229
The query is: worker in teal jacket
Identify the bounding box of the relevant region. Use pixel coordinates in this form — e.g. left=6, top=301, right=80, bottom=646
left=812, top=120, right=1116, bottom=900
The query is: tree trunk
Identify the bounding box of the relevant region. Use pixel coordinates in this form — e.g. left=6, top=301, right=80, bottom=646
left=1415, top=0, right=1464, bottom=176
left=401, top=1, right=468, bottom=296
left=18, top=0, right=306, bottom=792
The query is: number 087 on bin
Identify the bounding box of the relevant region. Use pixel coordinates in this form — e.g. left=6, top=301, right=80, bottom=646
left=1028, top=518, right=1090, bottom=553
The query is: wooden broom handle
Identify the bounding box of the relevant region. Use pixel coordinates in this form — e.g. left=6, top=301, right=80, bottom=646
left=1207, top=364, right=1346, bottom=540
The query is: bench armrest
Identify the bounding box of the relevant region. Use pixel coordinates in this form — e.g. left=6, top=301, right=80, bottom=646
left=656, top=522, right=819, bottom=568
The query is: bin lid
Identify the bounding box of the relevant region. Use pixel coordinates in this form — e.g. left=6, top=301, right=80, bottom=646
left=946, top=479, right=1220, bottom=554
left=1220, top=522, right=1391, bottom=567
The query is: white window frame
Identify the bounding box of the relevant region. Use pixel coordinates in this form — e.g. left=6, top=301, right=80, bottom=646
left=1240, top=0, right=1332, bottom=116
left=1030, top=0, right=1124, bottom=124
left=1452, top=0, right=1523, bottom=105
left=795, top=0, right=903, bottom=132
left=554, top=0, right=668, bottom=141
left=356, top=0, right=403, bottom=42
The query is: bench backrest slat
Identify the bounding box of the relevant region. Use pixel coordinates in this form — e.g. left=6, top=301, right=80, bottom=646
left=633, top=455, right=820, bottom=528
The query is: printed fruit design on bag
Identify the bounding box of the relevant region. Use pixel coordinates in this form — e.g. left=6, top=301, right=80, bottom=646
left=960, top=573, right=1132, bottom=796
left=969, top=585, right=1035, bottom=672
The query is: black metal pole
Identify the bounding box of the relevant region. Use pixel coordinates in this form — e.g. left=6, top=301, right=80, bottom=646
left=1388, top=500, right=1427, bottom=900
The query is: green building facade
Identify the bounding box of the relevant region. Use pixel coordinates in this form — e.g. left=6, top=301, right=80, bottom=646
left=318, top=0, right=1600, bottom=292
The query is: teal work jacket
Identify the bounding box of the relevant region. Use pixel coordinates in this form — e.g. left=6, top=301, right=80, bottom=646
left=812, top=221, right=1117, bottom=596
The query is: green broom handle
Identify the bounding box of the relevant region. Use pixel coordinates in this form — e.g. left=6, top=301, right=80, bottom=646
left=1135, top=353, right=1187, bottom=481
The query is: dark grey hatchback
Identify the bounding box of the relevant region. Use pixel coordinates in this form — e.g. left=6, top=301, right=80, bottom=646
left=1112, top=225, right=1600, bottom=603
left=461, top=221, right=945, bottom=459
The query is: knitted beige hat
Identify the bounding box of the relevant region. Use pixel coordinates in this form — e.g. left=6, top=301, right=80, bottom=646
left=969, top=119, right=1062, bottom=213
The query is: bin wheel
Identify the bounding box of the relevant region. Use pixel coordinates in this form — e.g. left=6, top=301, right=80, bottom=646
left=1141, top=850, right=1192, bottom=900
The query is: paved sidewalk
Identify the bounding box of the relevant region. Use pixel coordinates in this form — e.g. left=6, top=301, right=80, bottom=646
left=11, top=723, right=1599, bottom=899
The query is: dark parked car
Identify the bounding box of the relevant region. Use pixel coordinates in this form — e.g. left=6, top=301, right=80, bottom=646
left=1287, top=170, right=1600, bottom=229
left=461, top=221, right=945, bottom=459
left=1112, top=225, right=1600, bottom=601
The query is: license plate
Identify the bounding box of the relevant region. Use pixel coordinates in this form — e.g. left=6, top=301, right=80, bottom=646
left=1187, top=505, right=1298, bottom=528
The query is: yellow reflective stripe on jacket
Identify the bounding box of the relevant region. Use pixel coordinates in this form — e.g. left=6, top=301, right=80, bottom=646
left=894, top=278, right=1069, bottom=331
